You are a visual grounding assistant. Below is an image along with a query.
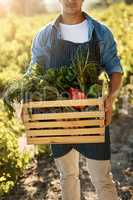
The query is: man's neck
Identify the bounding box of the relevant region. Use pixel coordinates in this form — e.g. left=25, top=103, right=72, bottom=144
left=60, top=12, right=85, bottom=25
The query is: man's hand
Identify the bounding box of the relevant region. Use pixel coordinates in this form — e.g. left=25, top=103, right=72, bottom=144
left=104, top=96, right=114, bottom=127
left=104, top=72, right=123, bottom=126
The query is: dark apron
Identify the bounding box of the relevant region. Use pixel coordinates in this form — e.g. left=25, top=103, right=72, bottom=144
left=49, top=28, right=111, bottom=160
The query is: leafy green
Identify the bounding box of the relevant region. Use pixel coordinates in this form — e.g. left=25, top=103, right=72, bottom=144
left=3, top=57, right=107, bottom=117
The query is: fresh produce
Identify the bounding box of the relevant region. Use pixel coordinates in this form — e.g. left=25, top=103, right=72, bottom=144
left=3, top=10, right=113, bottom=117
left=3, top=52, right=105, bottom=117
left=67, top=87, right=87, bottom=110
left=72, top=48, right=101, bottom=92
left=87, top=83, right=103, bottom=98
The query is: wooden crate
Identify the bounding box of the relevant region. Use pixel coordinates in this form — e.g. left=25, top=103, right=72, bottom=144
left=23, top=98, right=105, bottom=144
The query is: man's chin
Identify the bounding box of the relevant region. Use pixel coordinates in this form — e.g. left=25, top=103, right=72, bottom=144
left=64, top=9, right=80, bottom=16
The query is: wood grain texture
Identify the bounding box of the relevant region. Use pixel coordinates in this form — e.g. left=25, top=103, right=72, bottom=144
left=23, top=98, right=105, bottom=144
left=23, top=98, right=103, bottom=108
left=27, top=135, right=105, bottom=144
left=27, top=127, right=104, bottom=136
left=25, top=119, right=104, bottom=129
left=23, top=111, right=104, bottom=122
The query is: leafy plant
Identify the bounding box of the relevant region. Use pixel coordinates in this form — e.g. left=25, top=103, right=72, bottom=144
left=0, top=100, right=30, bottom=196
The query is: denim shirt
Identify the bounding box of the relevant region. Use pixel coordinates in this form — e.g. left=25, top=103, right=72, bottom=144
left=27, top=12, right=123, bottom=76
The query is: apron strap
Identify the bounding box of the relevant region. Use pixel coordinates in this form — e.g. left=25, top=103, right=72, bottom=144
left=88, top=29, right=101, bottom=65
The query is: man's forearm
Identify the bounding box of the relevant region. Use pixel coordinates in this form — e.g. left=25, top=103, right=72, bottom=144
left=108, top=72, right=123, bottom=101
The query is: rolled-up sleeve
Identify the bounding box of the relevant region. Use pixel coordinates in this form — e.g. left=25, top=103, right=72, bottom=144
left=101, top=27, right=124, bottom=76
left=30, top=30, right=46, bottom=66
left=25, top=26, right=50, bottom=75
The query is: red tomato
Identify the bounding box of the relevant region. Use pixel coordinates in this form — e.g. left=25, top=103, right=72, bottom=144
left=67, top=87, right=86, bottom=110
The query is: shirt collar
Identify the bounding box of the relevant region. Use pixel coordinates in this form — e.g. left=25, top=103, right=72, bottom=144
left=52, top=12, right=94, bottom=41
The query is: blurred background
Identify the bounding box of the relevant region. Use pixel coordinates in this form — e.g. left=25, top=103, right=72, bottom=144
left=0, top=0, right=133, bottom=200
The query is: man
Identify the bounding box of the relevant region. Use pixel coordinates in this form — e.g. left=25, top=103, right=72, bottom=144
left=26, top=0, right=124, bottom=199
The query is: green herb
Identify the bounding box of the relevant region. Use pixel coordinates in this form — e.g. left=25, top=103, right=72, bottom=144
left=71, top=48, right=103, bottom=93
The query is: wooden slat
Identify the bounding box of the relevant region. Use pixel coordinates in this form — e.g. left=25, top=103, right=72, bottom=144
left=25, top=119, right=104, bottom=129
left=27, top=135, right=105, bottom=144
left=24, top=98, right=105, bottom=145
left=98, top=100, right=104, bottom=127
left=27, top=127, right=104, bottom=136
left=23, top=98, right=103, bottom=108
left=24, top=111, right=105, bottom=122
left=22, top=106, right=29, bottom=123
left=98, top=100, right=104, bottom=111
